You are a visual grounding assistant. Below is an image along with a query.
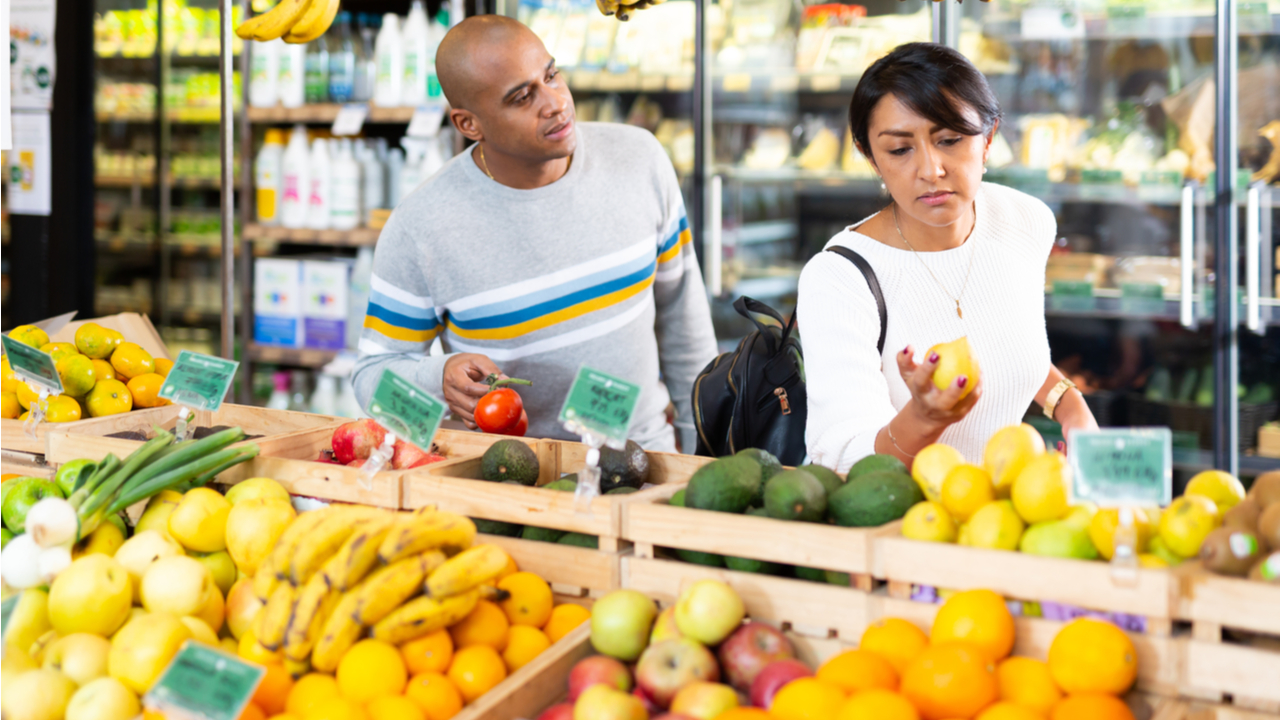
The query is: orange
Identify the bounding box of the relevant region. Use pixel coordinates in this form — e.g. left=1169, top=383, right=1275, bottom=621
left=494, top=554, right=518, bottom=582
left=449, top=600, right=509, bottom=652
left=1, top=391, right=21, bottom=419
left=267, top=715, right=301, bottom=720
left=155, top=357, right=175, bottom=377
left=45, top=395, right=82, bottom=423
left=110, top=341, right=156, bottom=379
left=930, top=589, right=1015, bottom=662
left=900, top=642, right=999, bottom=720
left=74, top=322, right=123, bottom=359
left=496, top=572, right=553, bottom=628
left=91, top=358, right=119, bottom=382
left=501, top=625, right=551, bottom=672
left=253, top=664, right=295, bottom=715
left=337, top=640, right=408, bottom=703
left=716, top=710, right=774, bottom=720
left=40, top=342, right=79, bottom=362
left=9, top=324, right=50, bottom=349
left=14, top=380, right=42, bottom=410
left=240, top=628, right=283, bottom=665
left=976, top=701, right=1043, bottom=720
left=769, top=678, right=848, bottom=720
left=365, top=696, right=426, bottom=720
left=56, top=354, right=97, bottom=397
left=1046, top=618, right=1136, bottom=696
left=860, top=618, right=930, bottom=675
left=543, top=603, right=591, bottom=643
left=1050, top=693, right=1135, bottom=720
left=128, top=373, right=170, bottom=408
left=286, top=673, right=342, bottom=716
left=86, top=378, right=133, bottom=416
left=836, top=689, right=919, bottom=720
left=239, top=703, right=267, bottom=720
left=996, top=657, right=1061, bottom=715
left=445, top=645, right=507, bottom=703
left=301, top=697, right=368, bottom=720
left=405, top=671, right=463, bottom=720
left=402, top=630, right=454, bottom=676
left=817, top=649, right=898, bottom=693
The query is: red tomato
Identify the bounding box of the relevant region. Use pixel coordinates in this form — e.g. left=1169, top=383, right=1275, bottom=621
left=475, top=387, right=524, bottom=434
left=502, top=411, right=528, bottom=437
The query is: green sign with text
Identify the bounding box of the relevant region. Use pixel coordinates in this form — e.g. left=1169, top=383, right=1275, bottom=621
left=559, top=366, right=641, bottom=445
left=1120, top=283, right=1166, bottom=316
left=158, top=351, right=238, bottom=411
left=1, top=335, right=62, bottom=393
left=1068, top=428, right=1172, bottom=507
left=144, top=642, right=263, bottom=720
left=1, top=595, right=17, bottom=643
left=367, top=370, right=446, bottom=451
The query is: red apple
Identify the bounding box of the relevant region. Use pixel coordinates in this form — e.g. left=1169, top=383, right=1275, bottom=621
left=632, top=686, right=660, bottom=715
left=749, top=659, right=812, bottom=709
left=536, top=703, right=574, bottom=720
left=635, top=638, right=720, bottom=708
left=574, top=685, right=647, bottom=720
left=331, top=419, right=387, bottom=464
left=568, top=655, right=632, bottom=702
left=718, top=622, right=795, bottom=692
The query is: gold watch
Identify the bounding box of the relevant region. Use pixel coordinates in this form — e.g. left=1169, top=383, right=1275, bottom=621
left=1044, top=378, right=1079, bottom=421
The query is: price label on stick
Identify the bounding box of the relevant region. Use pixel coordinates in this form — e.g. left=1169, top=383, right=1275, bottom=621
left=368, top=370, right=447, bottom=452
left=331, top=103, right=369, bottom=136
left=144, top=642, right=264, bottom=720
left=1, top=335, right=62, bottom=393
left=406, top=104, right=446, bottom=138
left=1068, top=428, right=1172, bottom=507
left=159, top=350, right=239, bottom=411
left=559, top=366, right=641, bottom=447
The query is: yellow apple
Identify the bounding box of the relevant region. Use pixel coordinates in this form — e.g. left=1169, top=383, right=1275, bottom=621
left=43, top=633, right=112, bottom=686
left=1, top=646, right=38, bottom=697
left=191, top=550, right=238, bottom=596
left=195, top=583, right=225, bottom=633
left=113, top=530, right=183, bottom=596
left=224, top=577, right=263, bottom=641
left=168, top=488, right=232, bottom=552
left=0, top=669, right=78, bottom=720
left=107, top=612, right=192, bottom=694
left=48, top=555, right=133, bottom=637
left=133, top=490, right=183, bottom=538
left=179, top=616, right=220, bottom=646
left=66, top=677, right=141, bottom=720
left=140, top=555, right=211, bottom=616
left=224, top=477, right=291, bottom=506
left=3, top=588, right=52, bottom=658
left=224, top=498, right=296, bottom=576
left=28, top=629, right=60, bottom=664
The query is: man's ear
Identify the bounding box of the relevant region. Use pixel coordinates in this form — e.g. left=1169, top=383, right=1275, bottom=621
left=450, top=109, right=484, bottom=143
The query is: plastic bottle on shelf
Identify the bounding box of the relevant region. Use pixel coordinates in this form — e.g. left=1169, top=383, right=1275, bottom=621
left=427, top=1, right=450, bottom=100
left=288, top=370, right=311, bottom=412
left=401, top=0, right=430, bottom=106
left=330, top=139, right=362, bottom=230
left=374, top=13, right=403, bottom=107
left=353, top=13, right=379, bottom=103
left=279, top=41, right=306, bottom=108
left=385, top=146, right=404, bottom=209
left=422, top=133, right=447, bottom=179
left=358, top=140, right=385, bottom=224
left=249, top=38, right=280, bottom=107
left=304, top=38, right=329, bottom=104
left=281, top=125, right=311, bottom=228
left=338, top=376, right=363, bottom=417
left=348, top=245, right=374, bottom=349
left=255, top=129, right=286, bottom=225
left=306, top=137, right=332, bottom=230
left=311, top=374, right=338, bottom=416
left=266, top=371, right=291, bottom=410
left=399, top=138, right=426, bottom=204
left=328, top=11, right=356, bottom=103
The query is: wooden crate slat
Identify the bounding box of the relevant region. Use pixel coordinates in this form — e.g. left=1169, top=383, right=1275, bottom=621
left=479, top=534, right=620, bottom=596
left=1176, top=562, right=1280, bottom=636
left=1185, top=640, right=1280, bottom=706
left=222, top=455, right=403, bottom=508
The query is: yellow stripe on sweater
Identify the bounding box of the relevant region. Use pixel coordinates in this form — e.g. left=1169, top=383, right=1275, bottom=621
left=364, top=315, right=439, bottom=343
left=446, top=273, right=655, bottom=341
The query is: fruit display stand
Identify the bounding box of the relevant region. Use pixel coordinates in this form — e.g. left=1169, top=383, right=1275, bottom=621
left=481, top=533, right=623, bottom=600
left=452, top=624, right=597, bottom=720
left=0, top=449, right=54, bottom=479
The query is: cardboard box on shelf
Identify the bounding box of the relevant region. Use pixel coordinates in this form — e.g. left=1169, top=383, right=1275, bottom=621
left=253, top=258, right=303, bottom=347
left=301, top=259, right=349, bottom=351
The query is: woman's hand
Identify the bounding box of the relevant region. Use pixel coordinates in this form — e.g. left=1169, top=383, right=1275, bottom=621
left=1054, top=391, right=1099, bottom=437
left=895, top=345, right=982, bottom=434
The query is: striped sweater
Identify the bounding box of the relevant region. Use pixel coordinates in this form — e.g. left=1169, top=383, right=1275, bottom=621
left=352, top=123, right=717, bottom=450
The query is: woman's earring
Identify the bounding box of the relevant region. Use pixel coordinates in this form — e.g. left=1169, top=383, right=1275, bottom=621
left=879, top=181, right=887, bottom=194
left=982, top=167, right=988, bottom=174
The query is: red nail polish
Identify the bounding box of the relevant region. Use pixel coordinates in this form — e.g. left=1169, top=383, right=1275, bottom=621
left=929, top=353, right=940, bottom=363
left=902, top=347, right=910, bottom=355
left=958, top=376, right=968, bottom=388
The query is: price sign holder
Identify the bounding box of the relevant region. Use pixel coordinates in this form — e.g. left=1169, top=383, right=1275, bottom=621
left=1, top=334, right=63, bottom=437
left=364, top=370, right=447, bottom=488
left=1069, top=427, right=1172, bottom=586
left=143, top=642, right=264, bottom=720
left=331, top=103, right=369, bottom=136
left=559, top=366, right=641, bottom=510
left=158, top=350, right=239, bottom=440
left=406, top=103, right=446, bottom=138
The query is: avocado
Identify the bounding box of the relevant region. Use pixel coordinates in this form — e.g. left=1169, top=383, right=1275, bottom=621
left=763, top=469, right=827, bottom=522
left=685, top=456, right=762, bottom=514
left=606, top=487, right=639, bottom=495
left=1199, top=527, right=1263, bottom=576
left=846, top=454, right=909, bottom=482
left=800, top=464, right=844, bottom=499
left=736, top=448, right=783, bottom=484
left=675, top=548, right=725, bottom=566
left=670, top=488, right=687, bottom=507
left=599, top=440, right=650, bottom=492
left=558, top=532, right=599, bottom=549
left=793, top=565, right=827, bottom=583
left=829, top=470, right=922, bottom=527
left=1245, top=383, right=1275, bottom=404
left=544, top=478, right=578, bottom=492
left=825, top=570, right=852, bottom=586
left=522, top=525, right=566, bottom=543
left=480, top=440, right=540, bottom=485
left=472, top=517, right=524, bottom=537
left=725, top=555, right=786, bottom=575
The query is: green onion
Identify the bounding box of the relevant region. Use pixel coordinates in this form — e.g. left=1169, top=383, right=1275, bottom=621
left=79, top=433, right=176, bottom=519
left=67, top=454, right=120, bottom=510
left=107, top=444, right=259, bottom=515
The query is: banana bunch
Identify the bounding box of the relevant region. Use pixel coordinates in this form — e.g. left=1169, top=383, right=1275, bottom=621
left=250, top=504, right=514, bottom=674
left=235, top=0, right=342, bottom=44
left=595, top=0, right=666, bottom=22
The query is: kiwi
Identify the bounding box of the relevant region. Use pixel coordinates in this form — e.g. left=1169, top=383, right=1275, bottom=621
left=1222, top=498, right=1263, bottom=532
left=1199, top=527, right=1263, bottom=576
left=1247, top=551, right=1279, bottom=583
left=1248, top=471, right=1280, bottom=509
left=1257, top=503, right=1280, bottom=551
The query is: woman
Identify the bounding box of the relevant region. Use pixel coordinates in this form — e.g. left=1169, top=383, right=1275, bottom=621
left=797, top=43, right=1097, bottom=473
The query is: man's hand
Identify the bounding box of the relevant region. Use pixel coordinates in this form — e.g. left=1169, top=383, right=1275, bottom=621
left=443, top=354, right=505, bottom=429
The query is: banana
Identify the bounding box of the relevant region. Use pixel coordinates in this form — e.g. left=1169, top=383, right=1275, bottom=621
left=321, top=513, right=400, bottom=592
left=285, top=0, right=340, bottom=43
left=235, top=0, right=312, bottom=42
left=263, top=508, right=333, bottom=590
left=478, top=584, right=512, bottom=603
left=379, top=510, right=477, bottom=564
left=350, top=551, right=446, bottom=626
left=595, top=0, right=617, bottom=16
left=256, top=581, right=299, bottom=651
left=371, top=588, right=480, bottom=645
left=425, top=544, right=511, bottom=598
left=290, top=507, right=385, bottom=585
left=283, top=656, right=312, bottom=679
left=253, top=563, right=280, bottom=605
left=283, top=571, right=334, bottom=661
left=311, top=589, right=364, bottom=673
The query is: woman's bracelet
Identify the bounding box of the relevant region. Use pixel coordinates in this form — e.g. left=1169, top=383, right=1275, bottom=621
left=886, top=422, right=916, bottom=459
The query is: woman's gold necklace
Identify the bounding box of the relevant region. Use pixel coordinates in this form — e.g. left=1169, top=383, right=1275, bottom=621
left=478, top=144, right=571, bottom=182
left=892, top=203, right=977, bottom=319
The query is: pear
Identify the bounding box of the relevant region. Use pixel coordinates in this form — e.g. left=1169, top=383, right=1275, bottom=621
left=1019, top=518, right=1100, bottom=560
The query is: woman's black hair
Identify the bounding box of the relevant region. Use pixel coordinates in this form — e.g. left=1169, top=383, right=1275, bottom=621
left=848, top=42, right=1002, bottom=162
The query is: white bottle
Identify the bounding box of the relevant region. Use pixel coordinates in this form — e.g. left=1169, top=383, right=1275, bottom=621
left=358, top=140, right=385, bottom=224
left=311, top=374, right=339, bottom=416
left=280, top=125, right=311, bottom=228
left=338, top=376, right=364, bottom=417
left=374, top=13, right=403, bottom=107
left=347, top=245, right=374, bottom=348
left=385, top=147, right=405, bottom=208
left=278, top=41, right=306, bottom=108
left=330, top=139, right=362, bottom=230
left=266, top=372, right=291, bottom=410
left=422, top=134, right=446, bottom=179
left=249, top=39, right=280, bottom=107
left=255, top=129, right=286, bottom=225
left=401, top=1, right=430, bottom=106
left=427, top=2, right=450, bottom=100
left=306, top=138, right=332, bottom=230
left=399, top=138, right=425, bottom=204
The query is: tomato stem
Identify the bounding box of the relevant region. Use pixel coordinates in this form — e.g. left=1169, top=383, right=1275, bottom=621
left=484, top=373, right=533, bottom=389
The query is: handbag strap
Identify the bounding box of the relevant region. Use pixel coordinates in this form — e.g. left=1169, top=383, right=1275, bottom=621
left=825, top=246, right=888, bottom=355
left=732, top=295, right=795, bottom=354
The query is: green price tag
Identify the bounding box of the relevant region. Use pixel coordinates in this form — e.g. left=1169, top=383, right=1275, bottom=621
left=1, top=335, right=63, bottom=394
left=1050, top=281, right=1094, bottom=313
left=1120, top=283, right=1166, bottom=316
left=1068, top=428, right=1172, bottom=507
left=1081, top=169, right=1124, bottom=185
left=559, top=366, right=641, bottom=445
left=143, top=642, right=264, bottom=720
left=367, top=370, right=446, bottom=452
left=1, top=595, right=18, bottom=643
left=158, top=350, right=239, bottom=411
left=1139, top=170, right=1182, bottom=187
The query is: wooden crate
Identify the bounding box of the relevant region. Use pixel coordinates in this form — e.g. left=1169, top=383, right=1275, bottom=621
left=454, top=623, right=596, bottom=720
left=405, top=442, right=711, bottom=552
left=625, top=484, right=898, bottom=589
left=1, top=449, right=55, bottom=480
left=481, top=533, right=623, bottom=599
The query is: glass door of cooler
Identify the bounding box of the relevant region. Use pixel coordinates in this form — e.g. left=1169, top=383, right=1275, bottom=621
left=702, top=0, right=931, bottom=350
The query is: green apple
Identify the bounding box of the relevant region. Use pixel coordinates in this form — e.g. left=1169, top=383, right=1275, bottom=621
left=674, top=579, right=745, bottom=646
left=590, top=589, right=658, bottom=662
left=43, top=633, right=112, bottom=686
left=191, top=550, right=237, bottom=596
left=66, top=677, right=141, bottom=720
left=53, top=459, right=96, bottom=498
left=1, top=478, right=65, bottom=534
left=48, top=555, right=133, bottom=637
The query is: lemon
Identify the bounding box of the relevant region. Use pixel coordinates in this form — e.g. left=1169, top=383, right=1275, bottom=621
left=902, top=501, right=958, bottom=543
left=984, top=424, right=1046, bottom=498
left=1, top=392, right=20, bottom=419
left=1, top=356, right=21, bottom=393
left=56, top=354, right=98, bottom=397
left=966, top=500, right=1025, bottom=551
left=1184, top=470, right=1245, bottom=517
left=1064, top=502, right=1098, bottom=527
left=928, top=336, right=981, bottom=399
left=1011, top=452, right=1070, bottom=524
left=957, top=522, right=972, bottom=545
left=1088, top=508, right=1154, bottom=560
left=1158, top=495, right=1219, bottom=558
left=8, top=324, right=50, bottom=349
left=941, top=464, right=995, bottom=522
left=39, top=342, right=80, bottom=363
left=912, top=443, right=966, bottom=503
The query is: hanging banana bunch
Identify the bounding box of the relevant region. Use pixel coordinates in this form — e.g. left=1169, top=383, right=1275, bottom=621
left=595, top=0, right=667, bottom=22
left=235, top=0, right=343, bottom=44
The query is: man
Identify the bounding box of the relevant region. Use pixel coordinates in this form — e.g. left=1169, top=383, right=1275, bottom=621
left=352, top=15, right=716, bottom=451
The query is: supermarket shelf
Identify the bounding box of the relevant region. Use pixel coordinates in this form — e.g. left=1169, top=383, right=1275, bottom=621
left=246, top=104, right=416, bottom=124
left=730, top=220, right=798, bottom=246
left=712, top=71, right=861, bottom=95
left=1173, top=448, right=1280, bottom=476
left=96, top=176, right=241, bottom=190
left=981, top=10, right=1280, bottom=42
left=1044, top=289, right=1280, bottom=322
left=248, top=344, right=339, bottom=368
left=242, top=224, right=381, bottom=246
left=568, top=71, right=694, bottom=93
left=96, top=111, right=230, bottom=124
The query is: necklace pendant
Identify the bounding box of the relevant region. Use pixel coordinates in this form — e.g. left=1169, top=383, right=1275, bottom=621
left=957, top=303, right=963, bottom=319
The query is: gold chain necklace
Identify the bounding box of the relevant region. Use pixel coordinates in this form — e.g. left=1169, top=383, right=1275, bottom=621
left=892, top=203, right=977, bottom=319
left=477, top=144, right=571, bottom=182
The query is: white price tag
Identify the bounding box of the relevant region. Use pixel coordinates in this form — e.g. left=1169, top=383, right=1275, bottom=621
left=331, top=104, right=369, bottom=136
left=406, top=105, right=447, bottom=138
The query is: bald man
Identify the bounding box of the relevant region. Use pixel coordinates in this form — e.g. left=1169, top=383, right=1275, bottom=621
left=352, top=16, right=716, bottom=451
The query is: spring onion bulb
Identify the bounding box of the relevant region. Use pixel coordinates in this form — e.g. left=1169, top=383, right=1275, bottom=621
left=37, top=543, right=73, bottom=584
left=27, top=497, right=79, bottom=549
left=1, top=533, right=42, bottom=589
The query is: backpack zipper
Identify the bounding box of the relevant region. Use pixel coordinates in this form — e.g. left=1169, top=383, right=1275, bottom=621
left=775, top=387, right=791, bottom=415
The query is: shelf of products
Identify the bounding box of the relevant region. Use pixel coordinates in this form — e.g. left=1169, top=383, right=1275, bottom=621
left=248, top=343, right=340, bottom=368
left=242, top=224, right=381, bottom=247
left=246, top=104, right=418, bottom=124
